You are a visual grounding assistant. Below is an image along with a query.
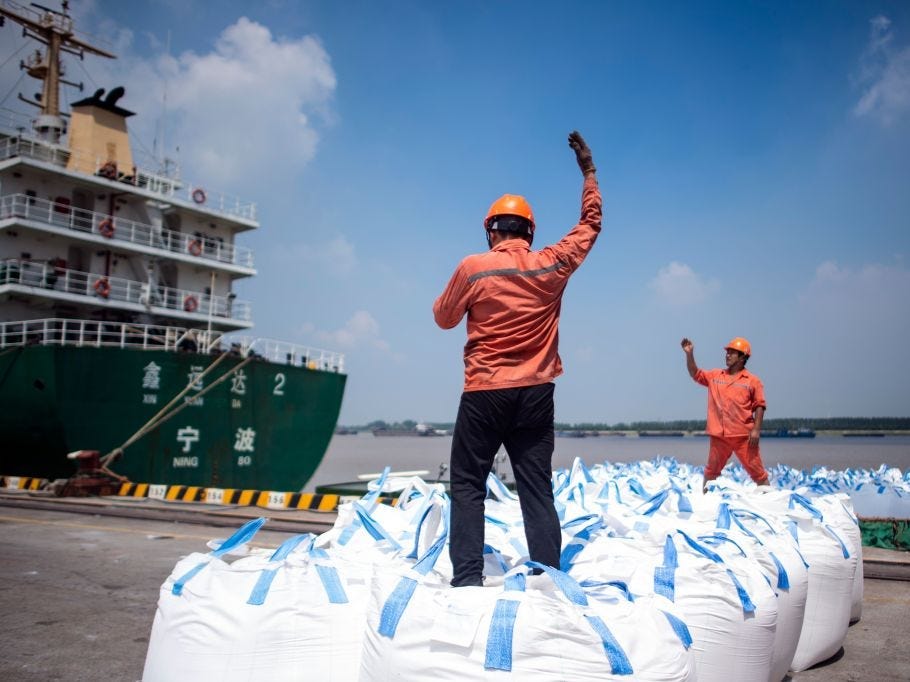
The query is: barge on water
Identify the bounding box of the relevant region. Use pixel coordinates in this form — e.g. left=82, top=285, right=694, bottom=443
left=761, top=428, right=817, bottom=438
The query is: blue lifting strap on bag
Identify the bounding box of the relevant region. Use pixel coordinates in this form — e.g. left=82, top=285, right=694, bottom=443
left=377, top=510, right=449, bottom=638
left=172, top=516, right=267, bottom=596
left=246, top=533, right=313, bottom=605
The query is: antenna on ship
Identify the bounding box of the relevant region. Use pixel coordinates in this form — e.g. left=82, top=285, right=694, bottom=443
left=153, top=28, right=178, bottom=178
left=0, top=0, right=115, bottom=142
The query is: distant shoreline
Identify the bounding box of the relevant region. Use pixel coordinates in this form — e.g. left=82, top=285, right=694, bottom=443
left=348, top=419, right=910, bottom=435
left=339, top=428, right=910, bottom=437
left=570, top=429, right=910, bottom=438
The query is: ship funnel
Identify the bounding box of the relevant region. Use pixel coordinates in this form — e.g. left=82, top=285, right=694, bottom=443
left=67, top=85, right=135, bottom=177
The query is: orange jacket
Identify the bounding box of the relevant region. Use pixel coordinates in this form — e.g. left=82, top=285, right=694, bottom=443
left=434, top=175, right=602, bottom=391
left=694, top=368, right=767, bottom=437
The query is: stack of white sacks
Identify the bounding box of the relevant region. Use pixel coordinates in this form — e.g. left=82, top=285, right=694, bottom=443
left=142, top=460, right=866, bottom=681
left=768, top=462, right=910, bottom=519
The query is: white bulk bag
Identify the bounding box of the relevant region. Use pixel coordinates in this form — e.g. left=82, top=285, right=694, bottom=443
left=142, top=518, right=369, bottom=682
left=321, top=470, right=445, bottom=557
left=714, top=503, right=809, bottom=682
left=807, top=492, right=864, bottom=623
left=785, top=506, right=856, bottom=672
left=567, top=525, right=778, bottom=682
left=650, top=530, right=778, bottom=682
left=360, top=558, right=695, bottom=682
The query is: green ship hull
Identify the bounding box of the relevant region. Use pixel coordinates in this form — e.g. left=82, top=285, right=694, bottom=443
left=0, top=345, right=346, bottom=491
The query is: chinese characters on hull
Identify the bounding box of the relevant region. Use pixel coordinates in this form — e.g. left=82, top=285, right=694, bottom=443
left=153, top=366, right=288, bottom=470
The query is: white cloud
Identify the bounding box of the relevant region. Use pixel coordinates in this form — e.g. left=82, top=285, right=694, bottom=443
left=649, top=261, right=719, bottom=306
left=853, top=15, right=910, bottom=125
left=113, top=17, right=336, bottom=189
left=275, top=235, right=358, bottom=277
left=800, top=260, right=910, bottom=315
left=311, top=310, right=390, bottom=352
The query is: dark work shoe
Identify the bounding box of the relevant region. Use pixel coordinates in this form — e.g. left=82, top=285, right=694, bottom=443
left=450, top=577, right=483, bottom=588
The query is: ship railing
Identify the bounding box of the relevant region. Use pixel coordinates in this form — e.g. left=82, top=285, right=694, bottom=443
left=0, top=318, right=346, bottom=372
left=0, top=193, right=254, bottom=269
left=0, top=129, right=71, bottom=165
left=235, top=337, right=345, bottom=374
left=0, top=318, right=184, bottom=350
left=0, top=258, right=252, bottom=322
left=0, top=125, right=256, bottom=221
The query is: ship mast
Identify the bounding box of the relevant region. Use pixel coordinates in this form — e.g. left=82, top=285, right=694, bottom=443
left=0, top=0, right=115, bottom=142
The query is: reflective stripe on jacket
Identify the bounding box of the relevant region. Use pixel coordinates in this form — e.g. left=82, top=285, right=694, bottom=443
left=433, top=175, right=602, bottom=391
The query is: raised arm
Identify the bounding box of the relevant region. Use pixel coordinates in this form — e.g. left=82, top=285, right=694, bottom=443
left=681, top=337, right=698, bottom=379
left=568, top=131, right=596, bottom=177
left=544, top=132, right=602, bottom=270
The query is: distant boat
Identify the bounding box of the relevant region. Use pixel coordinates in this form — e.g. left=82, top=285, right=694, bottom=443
left=638, top=431, right=685, bottom=437
left=761, top=428, right=816, bottom=438
left=556, top=430, right=586, bottom=438
left=372, top=424, right=445, bottom=437
left=334, top=428, right=359, bottom=435
left=843, top=432, right=885, bottom=438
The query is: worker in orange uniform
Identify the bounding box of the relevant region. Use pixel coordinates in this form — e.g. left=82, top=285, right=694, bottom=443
left=681, top=336, right=769, bottom=492
left=434, top=131, right=601, bottom=587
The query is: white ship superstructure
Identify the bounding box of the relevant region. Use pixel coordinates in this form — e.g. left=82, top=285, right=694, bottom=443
left=0, top=1, right=347, bottom=492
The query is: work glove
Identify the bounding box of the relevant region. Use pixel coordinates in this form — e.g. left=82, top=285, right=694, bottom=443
left=568, top=131, right=596, bottom=175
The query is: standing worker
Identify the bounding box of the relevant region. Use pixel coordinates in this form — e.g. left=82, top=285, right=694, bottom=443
left=433, top=131, right=602, bottom=587
left=680, top=337, right=769, bottom=492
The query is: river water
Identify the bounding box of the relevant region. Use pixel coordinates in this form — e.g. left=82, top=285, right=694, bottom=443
left=304, top=433, right=910, bottom=492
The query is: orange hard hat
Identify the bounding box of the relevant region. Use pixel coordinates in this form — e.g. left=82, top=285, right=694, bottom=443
left=484, top=194, right=535, bottom=231
left=725, top=337, right=752, bottom=356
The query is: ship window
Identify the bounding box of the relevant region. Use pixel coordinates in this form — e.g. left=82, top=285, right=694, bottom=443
left=25, top=190, right=37, bottom=205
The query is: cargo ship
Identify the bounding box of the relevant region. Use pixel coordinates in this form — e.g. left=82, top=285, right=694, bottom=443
left=0, top=1, right=346, bottom=491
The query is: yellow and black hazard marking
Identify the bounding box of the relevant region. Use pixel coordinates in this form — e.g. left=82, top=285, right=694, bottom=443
left=2, top=476, right=398, bottom=512
left=114, top=482, right=362, bottom=511
left=118, top=482, right=151, bottom=498
left=1, top=475, right=48, bottom=491
left=286, top=491, right=343, bottom=511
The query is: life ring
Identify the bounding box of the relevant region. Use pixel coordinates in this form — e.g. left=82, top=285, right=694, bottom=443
left=98, top=161, right=118, bottom=179
left=98, top=218, right=115, bottom=239
left=183, top=295, right=199, bottom=313
left=93, top=277, right=111, bottom=298
left=192, top=188, right=207, bottom=204
left=188, top=239, right=203, bottom=256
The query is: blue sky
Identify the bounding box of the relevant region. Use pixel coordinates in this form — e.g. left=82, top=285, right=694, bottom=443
left=2, top=1, right=909, bottom=424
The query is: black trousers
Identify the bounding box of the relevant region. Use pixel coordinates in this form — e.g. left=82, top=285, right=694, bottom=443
left=448, top=382, right=561, bottom=587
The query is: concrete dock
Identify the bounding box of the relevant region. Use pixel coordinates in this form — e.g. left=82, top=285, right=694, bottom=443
left=1, top=490, right=908, bottom=681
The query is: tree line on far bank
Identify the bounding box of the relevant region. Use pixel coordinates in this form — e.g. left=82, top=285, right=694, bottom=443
left=347, top=417, right=910, bottom=432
